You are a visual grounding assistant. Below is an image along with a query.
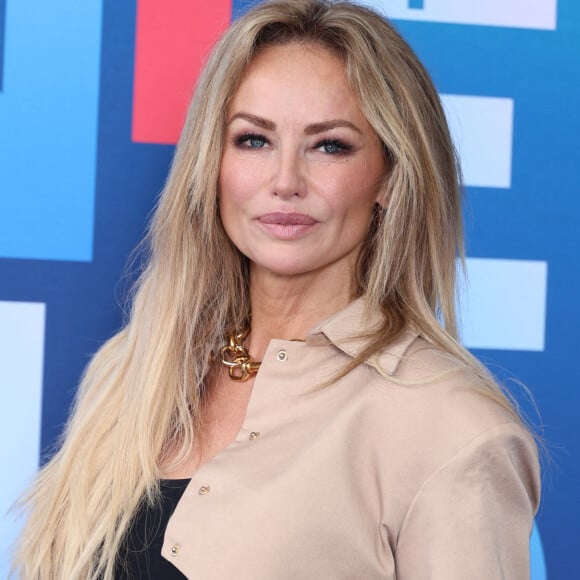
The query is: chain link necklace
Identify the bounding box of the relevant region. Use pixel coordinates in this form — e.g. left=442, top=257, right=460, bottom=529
left=220, top=329, right=261, bottom=381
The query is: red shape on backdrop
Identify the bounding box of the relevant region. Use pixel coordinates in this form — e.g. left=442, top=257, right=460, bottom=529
left=132, top=0, right=232, bottom=144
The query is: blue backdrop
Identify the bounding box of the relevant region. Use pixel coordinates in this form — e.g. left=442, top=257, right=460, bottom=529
left=1, top=0, right=578, bottom=577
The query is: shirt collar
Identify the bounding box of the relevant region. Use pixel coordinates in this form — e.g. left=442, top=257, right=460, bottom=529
left=306, top=297, right=419, bottom=376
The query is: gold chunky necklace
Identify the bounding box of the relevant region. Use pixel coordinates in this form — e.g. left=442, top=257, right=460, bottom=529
left=220, top=329, right=261, bottom=381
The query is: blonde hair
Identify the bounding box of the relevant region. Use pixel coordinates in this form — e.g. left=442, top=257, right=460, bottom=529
left=14, top=1, right=521, bottom=577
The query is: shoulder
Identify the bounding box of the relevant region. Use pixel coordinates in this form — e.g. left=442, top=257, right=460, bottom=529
left=388, top=341, right=541, bottom=578
left=364, top=335, right=538, bottom=485
left=314, top=299, right=537, bottom=475
left=375, top=335, right=521, bottom=433
left=365, top=337, right=541, bottom=546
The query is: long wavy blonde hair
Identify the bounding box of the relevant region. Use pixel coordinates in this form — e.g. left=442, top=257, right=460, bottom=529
left=14, top=1, right=522, bottom=577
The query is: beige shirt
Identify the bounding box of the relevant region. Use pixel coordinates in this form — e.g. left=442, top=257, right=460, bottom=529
left=162, top=299, right=540, bottom=579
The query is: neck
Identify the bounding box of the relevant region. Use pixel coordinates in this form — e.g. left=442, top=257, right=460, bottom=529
left=247, top=266, right=355, bottom=359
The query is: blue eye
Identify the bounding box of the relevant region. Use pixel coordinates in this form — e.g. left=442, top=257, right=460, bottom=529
left=316, top=139, right=352, bottom=155
left=236, top=133, right=268, bottom=149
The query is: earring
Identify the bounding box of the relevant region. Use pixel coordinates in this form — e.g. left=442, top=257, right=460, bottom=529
left=373, top=202, right=385, bottom=229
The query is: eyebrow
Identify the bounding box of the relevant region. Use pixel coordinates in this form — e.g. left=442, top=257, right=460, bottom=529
left=229, top=113, right=275, bottom=131
left=304, top=120, right=362, bottom=135
left=228, top=112, right=362, bottom=135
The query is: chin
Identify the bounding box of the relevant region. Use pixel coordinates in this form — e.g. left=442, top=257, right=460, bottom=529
left=249, top=255, right=320, bottom=279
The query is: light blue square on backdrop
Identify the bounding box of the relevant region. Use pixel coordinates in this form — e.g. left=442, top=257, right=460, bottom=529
left=0, top=0, right=102, bottom=261
left=0, top=301, right=45, bottom=577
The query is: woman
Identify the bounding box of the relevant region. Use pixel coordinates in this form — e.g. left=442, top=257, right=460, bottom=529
left=14, top=0, right=540, bottom=578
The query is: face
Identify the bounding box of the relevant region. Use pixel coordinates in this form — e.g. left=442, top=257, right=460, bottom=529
left=219, top=43, right=386, bottom=286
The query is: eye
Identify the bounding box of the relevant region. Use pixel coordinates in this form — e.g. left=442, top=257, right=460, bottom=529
left=235, top=133, right=269, bottom=149
left=315, top=139, right=353, bottom=155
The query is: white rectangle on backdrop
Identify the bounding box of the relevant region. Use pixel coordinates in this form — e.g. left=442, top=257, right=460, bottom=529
left=374, top=0, right=557, bottom=30
left=442, top=95, right=514, bottom=189
left=459, top=258, right=548, bottom=351
left=0, top=301, right=45, bottom=577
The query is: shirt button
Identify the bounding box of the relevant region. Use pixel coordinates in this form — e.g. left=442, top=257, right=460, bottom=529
left=276, top=349, right=287, bottom=362
left=199, top=485, right=211, bottom=495
left=171, top=544, right=181, bottom=556
left=249, top=431, right=260, bottom=440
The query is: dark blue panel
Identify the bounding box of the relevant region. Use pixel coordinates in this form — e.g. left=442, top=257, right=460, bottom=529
left=408, top=0, right=425, bottom=9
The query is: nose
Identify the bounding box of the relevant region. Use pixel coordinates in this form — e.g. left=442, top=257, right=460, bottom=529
left=272, top=147, right=304, bottom=199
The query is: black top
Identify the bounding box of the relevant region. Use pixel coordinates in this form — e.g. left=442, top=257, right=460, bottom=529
left=115, top=479, right=191, bottom=579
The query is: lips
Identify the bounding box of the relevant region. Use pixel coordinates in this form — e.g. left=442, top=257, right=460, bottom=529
left=257, top=212, right=318, bottom=240
left=258, top=212, right=317, bottom=226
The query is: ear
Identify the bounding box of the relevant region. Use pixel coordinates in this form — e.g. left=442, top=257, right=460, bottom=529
left=374, top=190, right=387, bottom=209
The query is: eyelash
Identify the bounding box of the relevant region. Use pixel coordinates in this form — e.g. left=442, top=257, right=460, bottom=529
left=235, top=133, right=269, bottom=149
left=315, top=139, right=352, bottom=155
left=233, top=133, right=353, bottom=156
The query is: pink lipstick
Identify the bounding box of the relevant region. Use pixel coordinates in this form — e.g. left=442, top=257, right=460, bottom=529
left=257, top=212, right=318, bottom=240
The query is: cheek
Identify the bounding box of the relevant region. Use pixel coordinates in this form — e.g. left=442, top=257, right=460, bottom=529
left=218, top=161, right=256, bottom=250
left=218, top=165, right=237, bottom=231
left=219, top=155, right=261, bottom=207
left=329, top=166, right=381, bottom=214
left=218, top=167, right=244, bottom=226
left=219, top=155, right=237, bottom=199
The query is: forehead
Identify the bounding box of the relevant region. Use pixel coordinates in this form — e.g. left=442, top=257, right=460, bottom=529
left=228, top=42, right=366, bottom=123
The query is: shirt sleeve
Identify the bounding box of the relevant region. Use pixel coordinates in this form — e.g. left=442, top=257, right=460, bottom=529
left=394, top=421, right=541, bottom=580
